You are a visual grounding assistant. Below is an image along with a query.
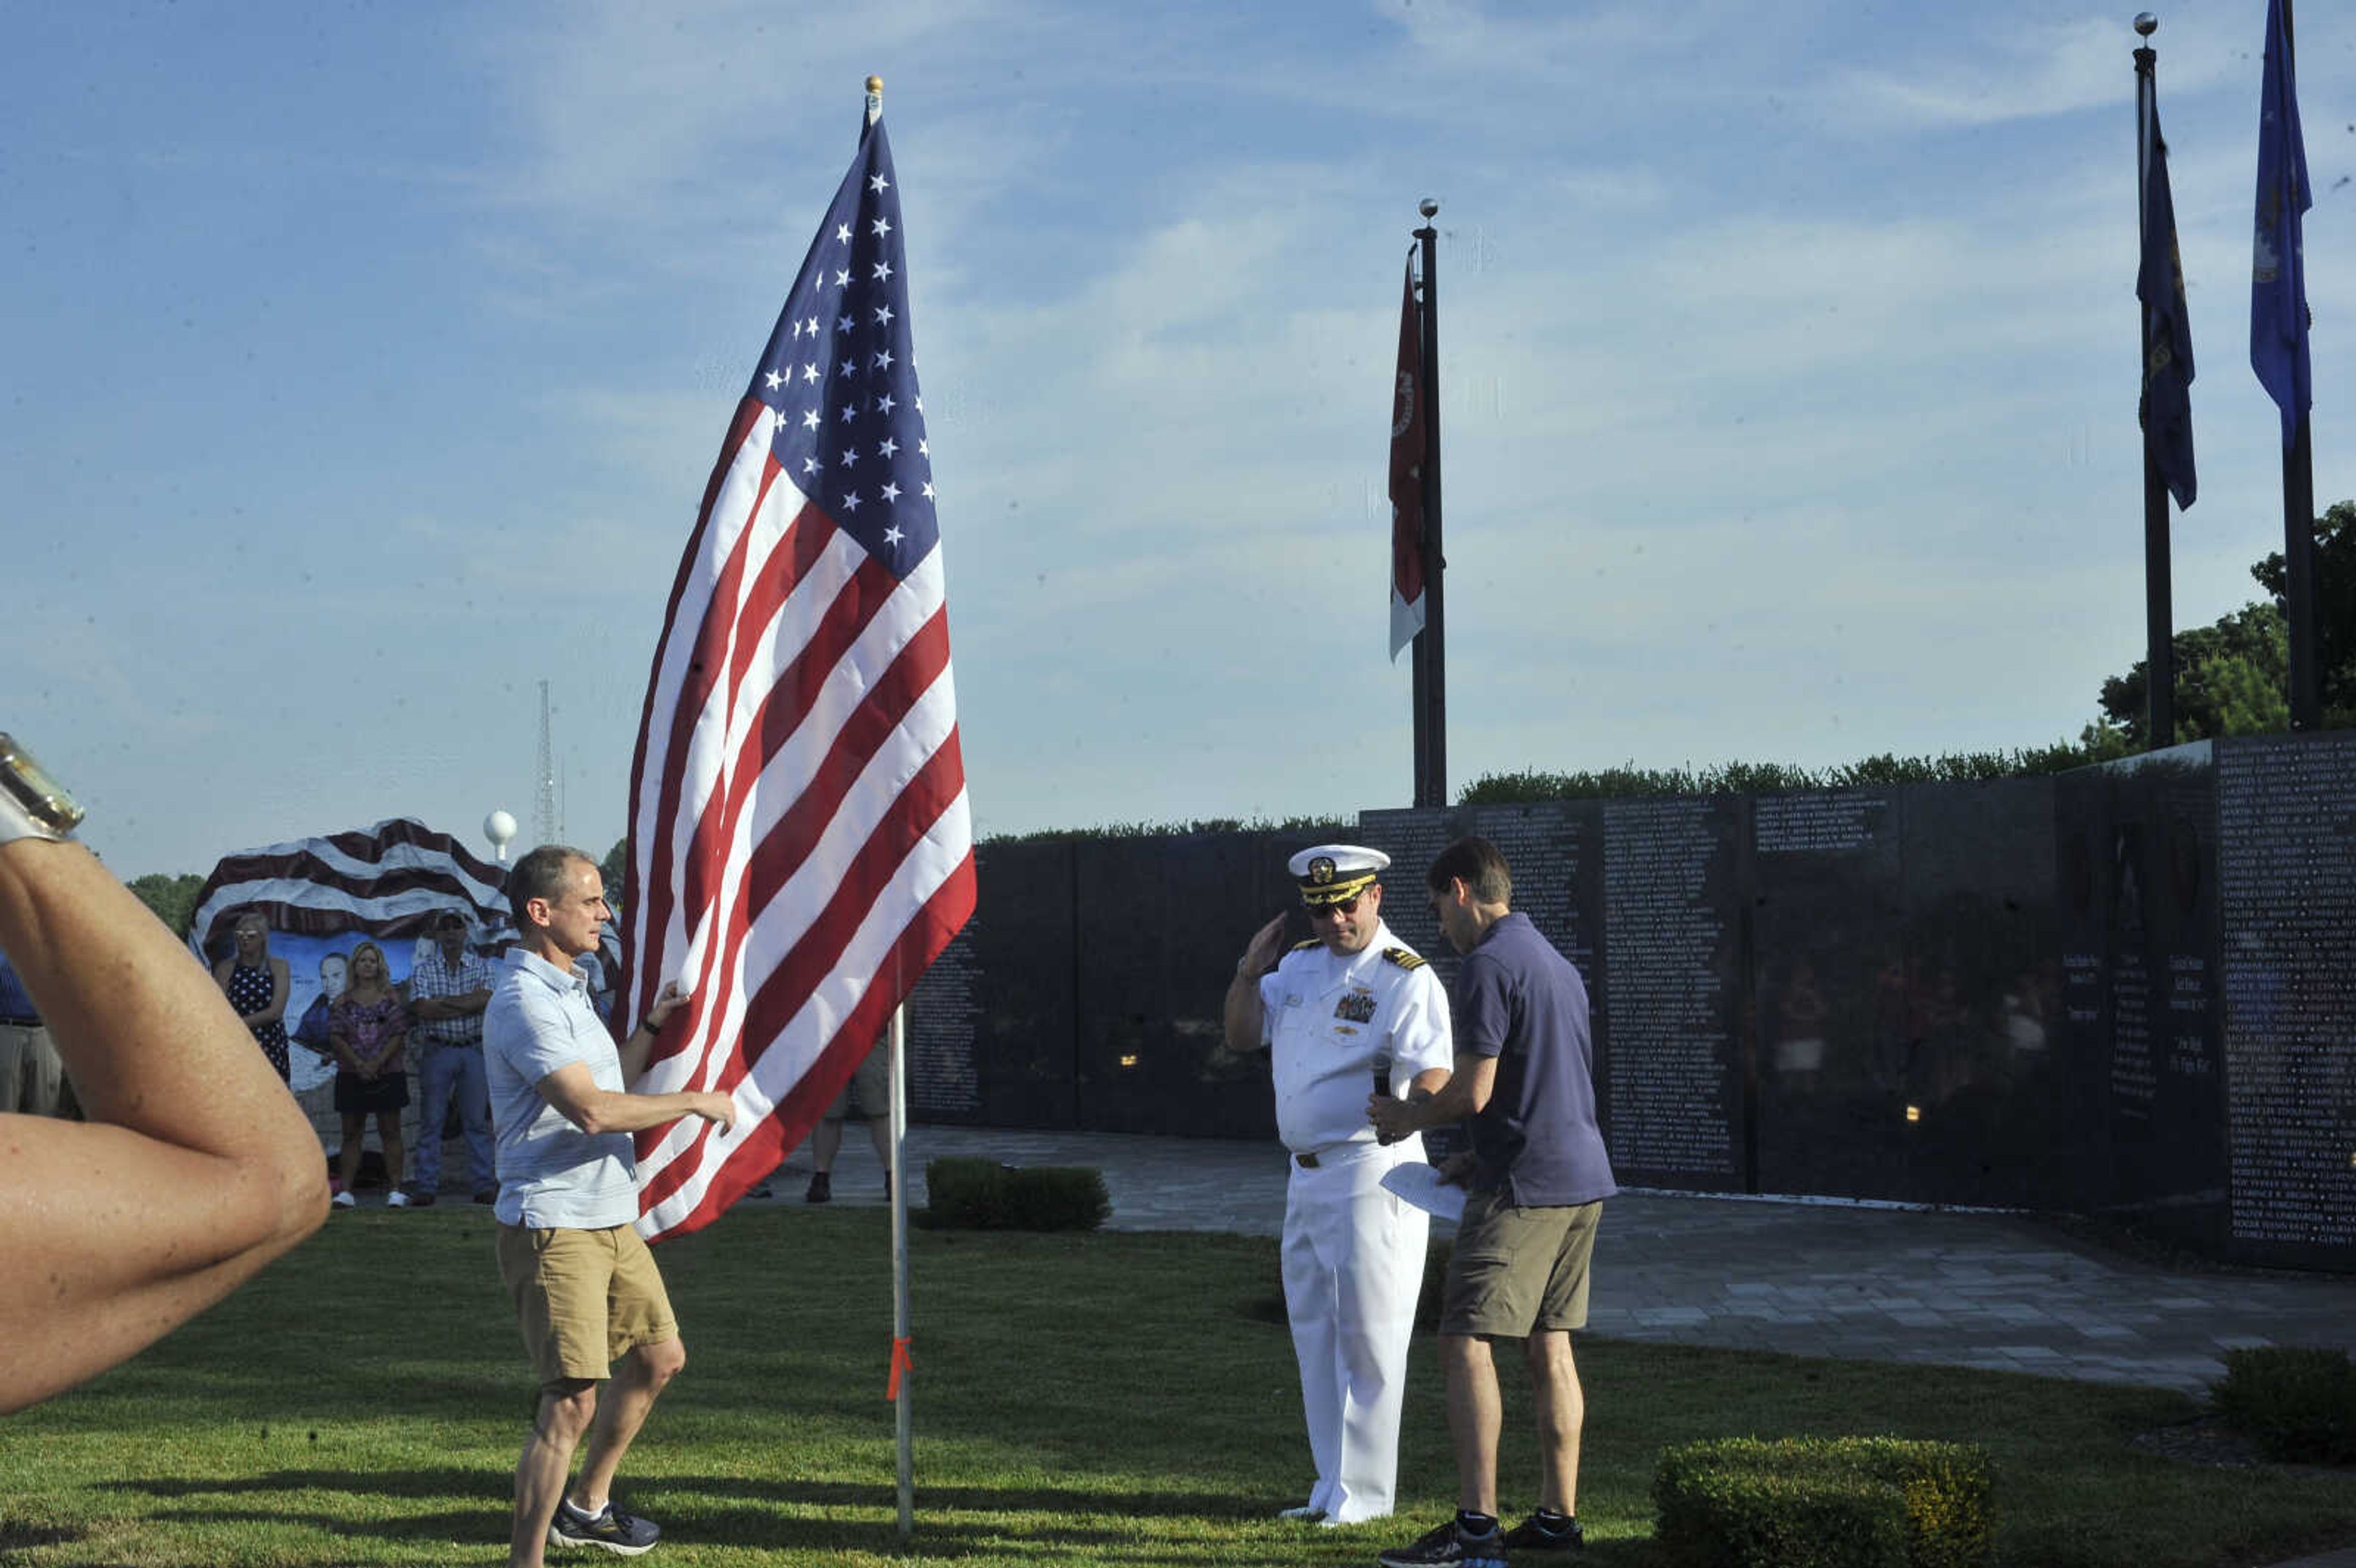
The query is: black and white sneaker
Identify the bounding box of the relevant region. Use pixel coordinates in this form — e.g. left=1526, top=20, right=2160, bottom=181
left=549, top=1497, right=661, bottom=1556
left=1379, top=1518, right=1508, bottom=1568
left=1501, top=1512, right=1584, bottom=1551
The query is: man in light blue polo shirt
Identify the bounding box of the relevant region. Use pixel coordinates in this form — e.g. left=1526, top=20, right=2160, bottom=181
left=485, top=844, right=734, bottom=1566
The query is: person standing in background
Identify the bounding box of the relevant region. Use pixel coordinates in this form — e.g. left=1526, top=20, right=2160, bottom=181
left=406, top=910, right=498, bottom=1205
left=329, top=940, right=412, bottom=1209
left=214, top=913, right=292, bottom=1082
left=0, top=940, right=64, bottom=1117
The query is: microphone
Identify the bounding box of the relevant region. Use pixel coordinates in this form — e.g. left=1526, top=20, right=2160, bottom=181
left=1372, top=1051, right=1392, bottom=1098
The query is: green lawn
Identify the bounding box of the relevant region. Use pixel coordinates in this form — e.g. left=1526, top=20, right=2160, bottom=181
left=4, top=1208, right=2352, bottom=1566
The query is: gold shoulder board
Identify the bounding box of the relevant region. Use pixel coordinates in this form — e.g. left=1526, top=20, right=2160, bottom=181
left=1382, top=947, right=1426, bottom=970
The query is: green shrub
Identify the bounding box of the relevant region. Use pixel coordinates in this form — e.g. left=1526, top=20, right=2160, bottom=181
left=922, top=1158, right=1109, bottom=1232
left=923, top=1157, right=1012, bottom=1228
left=2212, top=1347, right=2356, bottom=1465
left=1655, top=1435, right=1993, bottom=1568
left=1012, top=1165, right=1112, bottom=1231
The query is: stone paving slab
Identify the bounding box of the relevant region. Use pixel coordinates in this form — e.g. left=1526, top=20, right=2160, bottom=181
left=826, top=1126, right=2356, bottom=1399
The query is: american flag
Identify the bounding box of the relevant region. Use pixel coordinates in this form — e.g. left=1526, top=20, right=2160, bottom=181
left=618, top=113, right=976, bottom=1242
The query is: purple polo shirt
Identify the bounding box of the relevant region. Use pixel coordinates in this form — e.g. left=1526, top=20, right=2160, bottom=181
left=1455, top=911, right=1617, bottom=1207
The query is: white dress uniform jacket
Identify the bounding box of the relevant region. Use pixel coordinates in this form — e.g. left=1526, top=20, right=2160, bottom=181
left=1257, top=920, right=1452, bottom=1523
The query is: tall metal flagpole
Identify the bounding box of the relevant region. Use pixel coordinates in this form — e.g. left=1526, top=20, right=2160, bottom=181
left=860, top=72, right=917, bottom=1543
left=1414, top=199, right=1447, bottom=808
left=889, top=1002, right=913, bottom=1537
left=2133, top=16, right=2175, bottom=748
left=2272, top=0, right=2320, bottom=731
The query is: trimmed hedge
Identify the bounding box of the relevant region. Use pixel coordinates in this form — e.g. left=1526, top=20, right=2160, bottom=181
left=2212, top=1347, right=2356, bottom=1465
left=922, top=1157, right=1110, bottom=1231
left=1655, top=1436, right=1993, bottom=1568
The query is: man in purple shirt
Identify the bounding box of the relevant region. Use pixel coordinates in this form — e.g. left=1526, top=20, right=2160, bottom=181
left=1371, top=836, right=1615, bottom=1567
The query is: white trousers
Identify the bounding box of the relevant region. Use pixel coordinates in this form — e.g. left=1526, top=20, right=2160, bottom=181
left=1280, top=1139, right=1428, bottom=1524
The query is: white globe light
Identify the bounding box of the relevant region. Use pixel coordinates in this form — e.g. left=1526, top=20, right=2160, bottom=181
left=484, top=810, right=518, bottom=847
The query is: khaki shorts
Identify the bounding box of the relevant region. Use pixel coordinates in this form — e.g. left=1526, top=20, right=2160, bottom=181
left=826, top=1043, right=890, bottom=1123
left=496, top=1223, right=677, bottom=1388
left=1439, top=1191, right=1603, bottom=1337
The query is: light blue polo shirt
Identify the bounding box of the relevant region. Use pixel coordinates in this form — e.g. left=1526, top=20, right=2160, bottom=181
left=483, top=948, right=637, bottom=1230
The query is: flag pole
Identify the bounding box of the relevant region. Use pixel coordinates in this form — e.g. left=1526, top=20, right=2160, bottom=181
left=860, top=71, right=917, bottom=1543
left=2270, top=0, right=2320, bottom=731
left=2133, top=16, right=2175, bottom=748
left=889, top=1000, right=913, bottom=1538
left=1414, top=199, right=1447, bottom=808
left=2285, top=414, right=2318, bottom=729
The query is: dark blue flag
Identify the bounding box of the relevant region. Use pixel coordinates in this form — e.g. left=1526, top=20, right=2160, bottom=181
left=2250, top=0, right=2311, bottom=450
left=2139, top=93, right=2196, bottom=510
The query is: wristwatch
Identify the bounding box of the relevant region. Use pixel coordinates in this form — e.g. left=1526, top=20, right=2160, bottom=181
left=0, top=734, right=85, bottom=845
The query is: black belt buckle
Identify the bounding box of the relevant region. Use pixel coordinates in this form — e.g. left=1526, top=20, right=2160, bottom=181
left=1295, top=1151, right=1320, bottom=1169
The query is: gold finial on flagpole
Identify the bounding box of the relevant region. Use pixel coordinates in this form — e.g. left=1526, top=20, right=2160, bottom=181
left=866, top=75, right=884, bottom=126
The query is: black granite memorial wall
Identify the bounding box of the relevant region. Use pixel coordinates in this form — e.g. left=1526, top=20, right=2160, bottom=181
left=903, top=736, right=2354, bottom=1270
left=2217, top=732, right=2356, bottom=1269
left=1069, top=830, right=1299, bottom=1137
left=905, top=838, right=1081, bottom=1129
left=2055, top=747, right=2226, bottom=1249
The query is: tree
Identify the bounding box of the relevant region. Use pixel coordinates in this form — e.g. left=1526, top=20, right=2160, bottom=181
left=126, top=872, right=207, bottom=938
left=2247, top=499, right=2356, bottom=724
left=2096, top=500, right=2355, bottom=746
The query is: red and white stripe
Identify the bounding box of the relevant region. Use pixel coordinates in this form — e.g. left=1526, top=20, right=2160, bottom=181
left=618, top=401, right=974, bottom=1241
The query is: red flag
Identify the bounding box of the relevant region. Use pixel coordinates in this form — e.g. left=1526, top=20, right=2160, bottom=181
left=1388, top=256, right=1426, bottom=661
left=618, top=116, right=976, bottom=1242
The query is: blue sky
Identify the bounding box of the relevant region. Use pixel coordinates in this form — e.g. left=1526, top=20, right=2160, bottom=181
left=6, top=0, right=2350, bottom=878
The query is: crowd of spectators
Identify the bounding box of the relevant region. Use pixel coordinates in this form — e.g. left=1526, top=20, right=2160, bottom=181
left=4, top=905, right=620, bottom=1213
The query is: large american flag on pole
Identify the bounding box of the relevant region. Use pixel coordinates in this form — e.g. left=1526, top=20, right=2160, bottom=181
left=619, top=110, right=975, bottom=1242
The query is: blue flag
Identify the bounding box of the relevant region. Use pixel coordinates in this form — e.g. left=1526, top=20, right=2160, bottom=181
left=2250, top=0, right=2311, bottom=450
left=2139, top=92, right=2196, bottom=510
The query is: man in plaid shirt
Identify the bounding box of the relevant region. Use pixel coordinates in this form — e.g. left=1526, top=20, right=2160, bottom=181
left=407, top=910, right=498, bottom=1205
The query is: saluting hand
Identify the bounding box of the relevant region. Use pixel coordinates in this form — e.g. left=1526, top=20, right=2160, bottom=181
left=1236, top=913, right=1288, bottom=982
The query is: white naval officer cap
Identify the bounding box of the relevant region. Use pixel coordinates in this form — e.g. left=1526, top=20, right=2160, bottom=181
left=1286, top=844, right=1390, bottom=906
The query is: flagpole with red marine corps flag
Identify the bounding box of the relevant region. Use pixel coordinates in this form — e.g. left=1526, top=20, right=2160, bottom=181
left=1393, top=200, right=1447, bottom=808
left=612, top=74, right=973, bottom=1532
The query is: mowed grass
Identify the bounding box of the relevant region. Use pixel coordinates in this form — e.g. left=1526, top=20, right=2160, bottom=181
left=4, top=1207, right=2354, bottom=1566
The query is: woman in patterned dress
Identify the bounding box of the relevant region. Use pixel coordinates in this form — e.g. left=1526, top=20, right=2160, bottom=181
left=212, top=913, right=291, bottom=1082
left=328, top=940, right=411, bottom=1209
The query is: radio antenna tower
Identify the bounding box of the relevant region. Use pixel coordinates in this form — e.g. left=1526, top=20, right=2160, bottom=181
left=534, top=680, right=558, bottom=848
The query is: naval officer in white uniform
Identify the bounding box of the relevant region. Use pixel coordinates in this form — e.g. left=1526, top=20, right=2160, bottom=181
left=1222, top=844, right=1453, bottom=1526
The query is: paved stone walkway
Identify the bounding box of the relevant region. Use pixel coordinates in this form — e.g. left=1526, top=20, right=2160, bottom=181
left=758, top=1125, right=2356, bottom=1399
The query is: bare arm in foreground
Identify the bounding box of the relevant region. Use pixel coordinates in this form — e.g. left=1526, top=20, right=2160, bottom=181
left=0, top=839, right=331, bottom=1412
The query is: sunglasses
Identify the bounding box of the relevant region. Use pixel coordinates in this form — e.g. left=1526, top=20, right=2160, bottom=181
left=1304, top=893, right=1364, bottom=917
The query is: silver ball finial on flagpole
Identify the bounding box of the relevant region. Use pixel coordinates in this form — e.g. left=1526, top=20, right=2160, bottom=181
left=2133, top=13, right=2157, bottom=36
left=1419, top=198, right=1439, bottom=220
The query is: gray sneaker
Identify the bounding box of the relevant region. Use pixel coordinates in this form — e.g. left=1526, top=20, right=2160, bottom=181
left=1379, top=1518, right=1507, bottom=1568
left=1501, top=1512, right=1584, bottom=1551
left=549, top=1497, right=660, bottom=1556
